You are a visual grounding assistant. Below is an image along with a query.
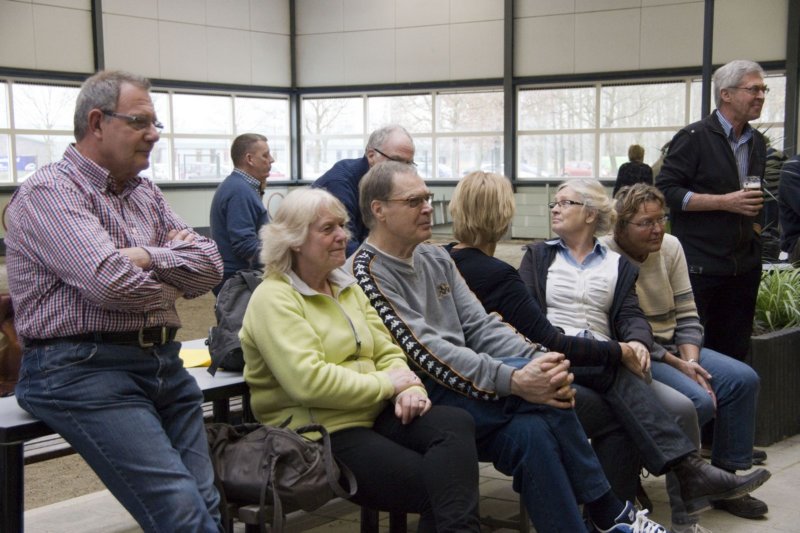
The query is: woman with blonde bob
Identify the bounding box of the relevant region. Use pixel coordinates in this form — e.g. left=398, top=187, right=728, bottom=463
left=241, top=187, right=481, bottom=532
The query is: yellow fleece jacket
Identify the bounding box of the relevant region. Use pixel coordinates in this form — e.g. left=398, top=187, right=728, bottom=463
left=241, top=268, right=423, bottom=434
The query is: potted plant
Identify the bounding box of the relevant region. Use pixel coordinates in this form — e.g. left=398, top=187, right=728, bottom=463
left=749, top=266, right=800, bottom=446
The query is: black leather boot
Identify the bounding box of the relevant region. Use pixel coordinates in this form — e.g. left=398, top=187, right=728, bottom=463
left=671, top=453, right=771, bottom=515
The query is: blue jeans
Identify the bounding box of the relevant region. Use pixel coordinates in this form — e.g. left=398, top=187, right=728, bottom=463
left=16, top=340, right=222, bottom=533
left=651, top=348, right=759, bottom=471
left=424, top=375, right=609, bottom=533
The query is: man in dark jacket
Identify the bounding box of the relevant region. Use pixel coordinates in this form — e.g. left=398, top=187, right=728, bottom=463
left=656, top=59, right=768, bottom=362
left=778, top=154, right=800, bottom=262
left=313, top=125, right=415, bottom=256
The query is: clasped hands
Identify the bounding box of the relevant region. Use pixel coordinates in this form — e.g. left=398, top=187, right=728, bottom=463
left=119, top=228, right=196, bottom=270
left=510, top=352, right=576, bottom=409
left=386, top=368, right=431, bottom=424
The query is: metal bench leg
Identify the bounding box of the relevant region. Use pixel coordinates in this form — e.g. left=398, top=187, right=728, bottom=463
left=360, top=506, right=379, bottom=533
left=389, top=511, right=407, bottom=533
left=1, top=442, right=24, bottom=533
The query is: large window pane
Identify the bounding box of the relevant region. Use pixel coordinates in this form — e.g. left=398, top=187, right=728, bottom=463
left=235, top=96, right=290, bottom=136
left=13, top=84, right=79, bottom=131
left=139, top=143, right=172, bottom=182
left=174, top=138, right=230, bottom=180
left=303, top=97, right=363, bottom=136
left=407, top=137, right=433, bottom=179
left=151, top=92, right=171, bottom=134
left=518, top=134, right=594, bottom=179
left=436, top=136, right=503, bottom=178
left=267, top=137, right=290, bottom=181
left=368, top=94, right=432, bottom=133
left=302, top=138, right=364, bottom=180
left=15, top=134, right=72, bottom=181
left=0, top=134, right=10, bottom=182
left=518, top=87, right=595, bottom=131
left=437, top=92, right=503, bottom=132
left=172, top=94, right=232, bottom=135
left=600, top=83, right=685, bottom=128
left=0, top=83, right=8, bottom=127
left=599, top=132, right=676, bottom=178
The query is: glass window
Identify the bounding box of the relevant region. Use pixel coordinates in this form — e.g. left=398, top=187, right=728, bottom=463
left=15, top=134, right=73, bottom=181
left=139, top=143, right=172, bottom=182
left=518, top=87, right=595, bottom=131
left=13, top=84, right=79, bottom=131
left=173, top=138, right=231, bottom=181
left=436, top=136, right=503, bottom=178
left=303, top=97, right=363, bottom=136
left=599, top=132, right=675, bottom=178
left=518, top=133, right=595, bottom=178
left=437, top=91, right=503, bottom=132
left=0, top=134, right=10, bottom=183
left=368, top=94, right=432, bottom=133
left=0, top=83, right=8, bottom=128
left=235, top=96, right=290, bottom=136
left=172, top=94, right=232, bottom=135
left=600, top=83, right=685, bottom=128
left=302, top=137, right=364, bottom=180
left=151, top=92, right=171, bottom=134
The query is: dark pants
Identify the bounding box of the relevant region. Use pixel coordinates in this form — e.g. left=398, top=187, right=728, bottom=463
left=330, top=405, right=481, bottom=533
left=690, top=268, right=761, bottom=361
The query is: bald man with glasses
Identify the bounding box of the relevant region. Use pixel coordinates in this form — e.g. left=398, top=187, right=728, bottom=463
left=313, top=124, right=415, bottom=256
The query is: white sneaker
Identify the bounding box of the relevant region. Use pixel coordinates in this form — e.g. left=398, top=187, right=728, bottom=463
left=670, top=523, right=712, bottom=533
left=594, top=501, right=667, bottom=532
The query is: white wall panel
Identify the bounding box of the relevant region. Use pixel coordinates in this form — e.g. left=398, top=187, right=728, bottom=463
left=32, top=0, right=89, bottom=8
left=33, top=4, right=93, bottom=72
left=205, top=0, right=250, bottom=30
left=515, top=0, right=575, bottom=18
left=207, top=26, right=251, bottom=84
left=449, top=0, right=502, bottom=24
left=250, top=32, right=291, bottom=86
left=250, top=0, right=290, bottom=34
left=450, top=20, right=503, bottom=79
left=640, top=3, right=703, bottom=69
left=575, top=0, right=640, bottom=12
left=713, top=0, right=788, bottom=64
left=158, top=21, right=208, bottom=81
left=0, top=1, right=36, bottom=69
left=103, top=14, right=160, bottom=78
left=515, top=14, right=575, bottom=76
left=158, top=0, right=205, bottom=25
left=343, top=0, right=394, bottom=32
left=344, top=30, right=395, bottom=84
left=574, top=9, right=640, bottom=72
left=395, top=25, right=449, bottom=83
left=295, top=0, right=343, bottom=34
left=296, top=33, right=345, bottom=86
left=103, top=0, right=158, bottom=18
left=395, top=0, right=449, bottom=28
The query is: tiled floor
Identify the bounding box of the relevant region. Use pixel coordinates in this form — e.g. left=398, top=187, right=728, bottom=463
left=24, top=433, right=800, bottom=532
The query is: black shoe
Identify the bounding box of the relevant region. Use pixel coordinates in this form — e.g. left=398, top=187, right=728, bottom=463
left=712, top=494, right=768, bottom=519
left=672, top=453, right=771, bottom=515
left=752, top=449, right=767, bottom=465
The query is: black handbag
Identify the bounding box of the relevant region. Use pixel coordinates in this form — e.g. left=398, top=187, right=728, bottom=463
left=206, top=418, right=357, bottom=533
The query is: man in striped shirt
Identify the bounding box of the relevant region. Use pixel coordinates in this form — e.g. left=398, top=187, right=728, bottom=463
left=5, top=70, right=224, bottom=532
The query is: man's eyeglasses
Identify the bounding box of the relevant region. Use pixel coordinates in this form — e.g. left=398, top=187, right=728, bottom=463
left=373, top=148, right=416, bottom=166
left=547, top=200, right=585, bottom=209
left=385, top=193, right=434, bottom=208
left=103, top=111, right=164, bottom=131
left=727, top=85, right=770, bottom=96
left=627, top=216, right=668, bottom=229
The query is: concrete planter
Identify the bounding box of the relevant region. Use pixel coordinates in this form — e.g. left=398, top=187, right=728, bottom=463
left=748, top=326, right=800, bottom=446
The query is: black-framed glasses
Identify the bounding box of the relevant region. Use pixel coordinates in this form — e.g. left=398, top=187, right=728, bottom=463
left=103, top=110, right=164, bottom=131
left=547, top=200, right=585, bottom=209
left=627, top=216, right=668, bottom=229
left=727, top=85, right=770, bottom=96
left=385, top=193, right=434, bottom=208
left=373, top=147, right=416, bottom=166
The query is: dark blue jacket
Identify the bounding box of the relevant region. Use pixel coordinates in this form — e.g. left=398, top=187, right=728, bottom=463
left=210, top=171, right=268, bottom=288
left=312, top=156, right=370, bottom=256
left=778, top=155, right=800, bottom=256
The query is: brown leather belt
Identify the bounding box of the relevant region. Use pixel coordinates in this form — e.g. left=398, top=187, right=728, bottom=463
left=26, top=327, right=178, bottom=348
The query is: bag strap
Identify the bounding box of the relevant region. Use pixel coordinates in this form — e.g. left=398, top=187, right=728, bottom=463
left=295, top=423, right=357, bottom=499
left=257, top=456, right=284, bottom=533
left=206, top=432, right=234, bottom=531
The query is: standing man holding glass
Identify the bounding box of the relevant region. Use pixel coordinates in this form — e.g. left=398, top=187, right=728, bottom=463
left=656, top=59, right=768, bottom=362
left=313, top=124, right=415, bottom=256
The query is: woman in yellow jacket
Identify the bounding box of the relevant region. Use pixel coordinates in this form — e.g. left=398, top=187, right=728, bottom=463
left=240, top=187, right=481, bottom=532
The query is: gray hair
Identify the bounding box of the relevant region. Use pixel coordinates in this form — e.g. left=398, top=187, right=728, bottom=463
left=365, top=124, right=414, bottom=153
left=259, top=187, right=350, bottom=276
left=74, top=70, right=151, bottom=141
left=713, top=59, right=765, bottom=108
left=557, top=178, right=617, bottom=236
left=359, top=161, right=417, bottom=230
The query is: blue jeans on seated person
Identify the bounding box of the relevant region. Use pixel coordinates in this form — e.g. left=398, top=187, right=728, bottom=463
left=16, top=340, right=222, bottom=533
left=423, top=369, right=610, bottom=533
left=651, top=347, right=759, bottom=472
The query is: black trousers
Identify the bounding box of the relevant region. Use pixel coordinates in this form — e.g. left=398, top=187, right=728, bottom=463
left=330, top=404, right=481, bottom=533
left=690, top=268, right=761, bottom=361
